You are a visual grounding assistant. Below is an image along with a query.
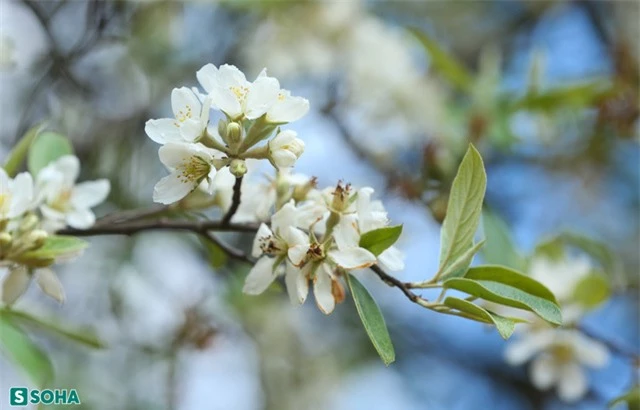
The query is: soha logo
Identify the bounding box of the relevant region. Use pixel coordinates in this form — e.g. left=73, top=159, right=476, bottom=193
left=9, top=387, right=81, bottom=406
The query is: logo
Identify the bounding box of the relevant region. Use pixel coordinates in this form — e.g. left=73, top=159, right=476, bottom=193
left=9, top=387, right=81, bottom=406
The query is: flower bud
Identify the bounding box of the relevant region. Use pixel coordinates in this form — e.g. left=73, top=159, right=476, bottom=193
left=268, top=130, right=304, bottom=169
left=1, top=265, right=31, bottom=306
left=24, top=229, right=48, bottom=251
left=292, top=176, right=317, bottom=202
left=226, top=122, right=243, bottom=145
left=18, top=214, right=39, bottom=233
left=0, top=232, right=12, bottom=249
left=229, top=159, right=248, bottom=178
left=217, top=119, right=228, bottom=141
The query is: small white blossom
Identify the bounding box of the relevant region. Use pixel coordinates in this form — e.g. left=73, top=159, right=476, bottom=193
left=242, top=202, right=307, bottom=295
left=153, top=143, right=220, bottom=205
left=266, top=89, right=310, bottom=124
left=145, top=87, right=211, bottom=144
left=268, top=130, right=305, bottom=169
left=504, top=328, right=609, bottom=402
left=36, top=155, right=110, bottom=230
left=0, top=168, right=35, bottom=220
left=196, top=64, right=279, bottom=121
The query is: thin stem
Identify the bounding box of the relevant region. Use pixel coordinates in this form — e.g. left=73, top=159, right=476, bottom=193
left=221, top=177, right=243, bottom=226
left=57, top=219, right=259, bottom=237
left=203, top=232, right=253, bottom=264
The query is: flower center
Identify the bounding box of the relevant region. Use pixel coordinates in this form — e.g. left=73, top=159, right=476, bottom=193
left=0, top=193, right=10, bottom=216
left=50, top=189, right=72, bottom=212
left=230, top=85, right=249, bottom=103
left=177, top=156, right=210, bottom=184
left=175, top=105, right=194, bottom=124
left=258, top=234, right=283, bottom=255
left=550, top=344, right=575, bottom=363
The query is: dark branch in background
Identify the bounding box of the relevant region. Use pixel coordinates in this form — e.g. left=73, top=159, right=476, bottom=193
left=203, top=232, right=253, bottom=265
left=221, top=176, right=243, bottom=226
left=578, top=323, right=640, bottom=362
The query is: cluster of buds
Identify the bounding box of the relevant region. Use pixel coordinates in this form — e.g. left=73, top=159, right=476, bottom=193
left=145, top=64, right=309, bottom=205
left=0, top=159, right=109, bottom=305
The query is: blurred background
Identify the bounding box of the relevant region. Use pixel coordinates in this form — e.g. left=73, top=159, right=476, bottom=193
left=0, top=0, right=638, bottom=409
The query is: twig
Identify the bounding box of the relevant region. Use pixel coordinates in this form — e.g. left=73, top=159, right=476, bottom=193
left=57, top=218, right=259, bottom=237
left=203, top=232, right=253, bottom=265
left=221, top=176, right=243, bottom=226
left=96, top=205, right=170, bottom=225
left=370, top=264, right=432, bottom=307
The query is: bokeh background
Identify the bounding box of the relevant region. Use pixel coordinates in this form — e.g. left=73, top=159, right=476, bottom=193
left=1, top=1, right=639, bottom=409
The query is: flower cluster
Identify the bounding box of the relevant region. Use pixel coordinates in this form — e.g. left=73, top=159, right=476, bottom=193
left=146, top=64, right=404, bottom=314
left=243, top=181, right=404, bottom=314
left=145, top=64, right=309, bottom=205
left=0, top=156, right=110, bottom=305
left=503, top=255, right=610, bottom=402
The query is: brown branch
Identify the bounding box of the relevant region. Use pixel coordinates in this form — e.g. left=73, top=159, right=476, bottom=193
left=57, top=218, right=260, bottom=237
left=370, top=264, right=432, bottom=307
left=221, top=176, right=243, bottom=226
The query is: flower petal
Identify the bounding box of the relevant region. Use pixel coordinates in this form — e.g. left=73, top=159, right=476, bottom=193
left=267, top=93, right=310, bottom=123
left=329, top=247, right=376, bottom=270
left=530, top=354, right=558, bottom=390
left=171, top=87, right=201, bottom=119
left=285, top=262, right=308, bottom=305
left=153, top=172, right=197, bottom=205
left=35, top=268, right=65, bottom=304
left=252, top=223, right=273, bottom=258
left=333, top=214, right=360, bottom=250
left=66, top=208, right=96, bottom=229
left=8, top=172, right=34, bottom=218
left=1, top=265, right=30, bottom=306
left=52, top=155, right=80, bottom=185
left=145, top=118, right=182, bottom=144
left=71, top=179, right=110, bottom=209
left=288, top=244, right=309, bottom=266
left=557, top=363, right=588, bottom=402
left=379, top=246, right=405, bottom=271
left=314, top=264, right=336, bottom=314
left=245, top=76, right=279, bottom=120
left=196, top=63, right=219, bottom=93
left=242, top=257, right=279, bottom=295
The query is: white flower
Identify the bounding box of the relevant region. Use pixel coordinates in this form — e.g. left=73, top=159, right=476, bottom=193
left=145, top=87, right=211, bottom=144
left=242, top=202, right=307, bottom=295
left=356, top=187, right=404, bottom=271
left=504, top=328, right=609, bottom=402
left=153, top=143, right=219, bottom=205
left=268, top=130, right=305, bottom=169
left=1, top=265, right=65, bottom=305
left=36, top=155, right=110, bottom=230
left=0, top=168, right=35, bottom=220
left=196, top=64, right=279, bottom=121
left=266, top=89, right=310, bottom=124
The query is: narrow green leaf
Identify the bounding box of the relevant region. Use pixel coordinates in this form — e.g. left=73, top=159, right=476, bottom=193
left=443, top=296, right=520, bottom=339
left=408, top=27, right=474, bottom=92
left=359, top=225, right=403, bottom=257
left=609, top=385, right=640, bottom=409
left=573, top=273, right=610, bottom=309
left=346, top=274, right=395, bottom=366
left=0, top=314, right=54, bottom=387
left=1, top=309, right=106, bottom=349
left=199, top=237, right=228, bottom=268
left=3, top=123, right=45, bottom=176
left=443, top=278, right=562, bottom=325
left=27, top=132, right=74, bottom=175
left=438, top=240, right=485, bottom=281
left=464, top=265, right=558, bottom=303
left=437, top=145, right=487, bottom=281
left=509, top=82, right=611, bottom=113
left=481, top=209, right=526, bottom=271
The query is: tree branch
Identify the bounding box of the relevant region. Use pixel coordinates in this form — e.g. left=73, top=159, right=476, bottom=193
left=369, top=264, right=433, bottom=307
left=203, top=232, right=253, bottom=265
left=221, top=176, right=243, bottom=226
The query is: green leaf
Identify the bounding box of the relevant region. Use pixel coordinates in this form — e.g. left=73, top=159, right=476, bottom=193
left=17, top=236, right=88, bottom=266
left=437, top=145, right=487, bottom=281
left=3, top=123, right=45, bottom=176
left=27, top=131, right=74, bottom=175
left=409, top=27, right=474, bottom=92
left=359, top=225, right=403, bottom=257
left=464, top=265, right=558, bottom=303
left=1, top=309, right=106, bottom=349
left=442, top=296, right=521, bottom=339
left=0, top=313, right=54, bottom=387
left=200, top=237, right=228, bottom=268
left=609, top=385, right=640, bottom=409
left=438, top=240, right=485, bottom=281
left=481, top=209, right=526, bottom=271
left=509, top=82, right=611, bottom=113
left=573, top=273, right=610, bottom=309
left=346, top=274, right=395, bottom=366
left=443, top=277, right=562, bottom=325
